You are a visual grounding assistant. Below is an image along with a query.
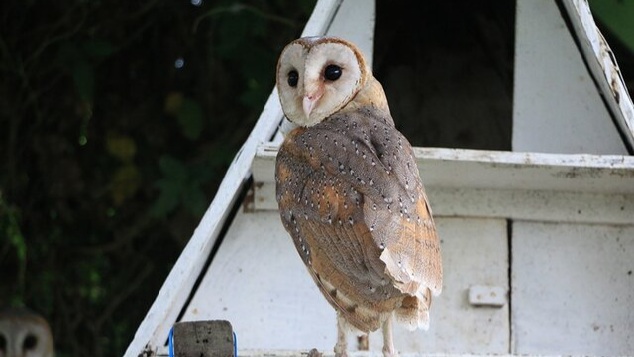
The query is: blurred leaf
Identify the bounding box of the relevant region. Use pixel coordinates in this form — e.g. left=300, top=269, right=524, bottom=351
left=72, top=61, right=95, bottom=102
left=176, top=98, right=205, bottom=140
left=297, top=0, right=316, bottom=15
left=152, top=156, right=189, bottom=217
left=216, top=14, right=251, bottom=57
left=151, top=155, right=212, bottom=217
left=110, top=164, right=142, bottom=206
left=158, top=156, right=188, bottom=181
left=190, top=161, right=216, bottom=183
left=0, top=194, right=26, bottom=297
left=0, top=198, right=26, bottom=262
left=82, top=40, right=116, bottom=58
left=164, top=92, right=184, bottom=115
left=182, top=185, right=207, bottom=216
left=106, top=133, right=137, bottom=162
left=150, top=179, right=182, bottom=217
left=56, top=41, right=82, bottom=66
left=590, top=0, right=634, bottom=53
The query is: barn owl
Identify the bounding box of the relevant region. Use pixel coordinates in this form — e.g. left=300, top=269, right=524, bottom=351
left=0, top=308, right=54, bottom=357
left=274, top=37, right=443, bottom=357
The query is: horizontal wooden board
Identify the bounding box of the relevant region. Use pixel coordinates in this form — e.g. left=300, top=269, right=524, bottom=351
left=253, top=145, right=634, bottom=224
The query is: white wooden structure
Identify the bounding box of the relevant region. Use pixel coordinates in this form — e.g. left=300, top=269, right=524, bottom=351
left=124, top=1, right=634, bottom=356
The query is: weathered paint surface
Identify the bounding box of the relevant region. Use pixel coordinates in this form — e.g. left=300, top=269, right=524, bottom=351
left=181, top=212, right=509, bottom=354
left=254, top=145, right=634, bottom=225
left=513, top=0, right=628, bottom=155
left=512, top=221, right=634, bottom=355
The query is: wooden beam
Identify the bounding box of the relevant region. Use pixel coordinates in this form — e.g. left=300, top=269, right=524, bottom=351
left=513, top=0, right=628, bottom=154
left=253, top=145, right=634, bottom=224
left=562, top=0, right=634, bottom=150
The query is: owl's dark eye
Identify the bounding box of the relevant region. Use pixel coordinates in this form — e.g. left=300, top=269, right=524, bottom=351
left=324, top=64, right=342, bottom=81
left=23, top=334, right=37, bottom=350
left=287, top=70, right=299, bottom=87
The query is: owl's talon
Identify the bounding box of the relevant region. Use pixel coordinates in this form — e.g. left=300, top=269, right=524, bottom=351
left=382, top=348, right=398, bottom=357
left=307, top=348, right=322, bottom=357
left=333, top=342, right=348, bottom=357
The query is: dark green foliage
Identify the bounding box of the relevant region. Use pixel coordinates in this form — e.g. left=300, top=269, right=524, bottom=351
left=590, top=0, right=634, bottom=54
left=0, top=0, right=314, bottom=356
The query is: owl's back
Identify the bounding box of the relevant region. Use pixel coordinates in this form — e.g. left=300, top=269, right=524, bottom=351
left=276, top=106, right=442, bottom=332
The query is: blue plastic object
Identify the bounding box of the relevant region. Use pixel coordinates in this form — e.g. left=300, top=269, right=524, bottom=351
left=233, top=331, right=238, bottom=357
left=168, top=326, right=174, bottom=357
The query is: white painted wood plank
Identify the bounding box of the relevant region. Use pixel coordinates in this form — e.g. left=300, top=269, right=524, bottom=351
left=222, top=352, right=602, bottom=357
left=513, top=0, right=628, bottom=154
left=180, top=215, right=509, bottom=354
left=155, top=351, right=601, bottom=357
left=255, top=145, right=634, bottom=196
left=123, top=1, right=344, bottom=355
left=325, top=0, right=375, bottom=68
left=424, top=187, right=633, bottom=225
left=563, top=0, right=634, bottom=149
left=254, top=182, right=633, bottom=225
left=253, top=145, right=634, bottom=224
left=396, top=147, right=634, bottom=194
left=180, top=210, right=335, bottom=351
left=512, top=221, right=634, bottom=355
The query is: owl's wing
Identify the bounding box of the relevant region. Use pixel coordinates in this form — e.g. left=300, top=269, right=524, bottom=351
left=325, top=108, right=443, bottom=298
left=276, top=125, right=393, bottom=294
left=276, top=107, right=442, bottom=305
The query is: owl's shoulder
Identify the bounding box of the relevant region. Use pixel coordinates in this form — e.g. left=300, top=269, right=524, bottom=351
left=340, top=75, right=391, bottom=119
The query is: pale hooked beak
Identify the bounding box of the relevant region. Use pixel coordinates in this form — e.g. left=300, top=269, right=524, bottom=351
left=302, top=92, right=322, bottom=120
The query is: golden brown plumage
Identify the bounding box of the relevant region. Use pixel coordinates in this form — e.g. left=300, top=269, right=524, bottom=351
left=275, top=36, right=442, bottom=357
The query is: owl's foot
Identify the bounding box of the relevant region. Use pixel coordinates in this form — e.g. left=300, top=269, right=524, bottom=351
left=381, top=318, right=398, bottom=357
left=382, top=345, right=398, bottom=357
left=334, top=341, right=348, bottom=357
left=334, top=313, right=349, bottom=357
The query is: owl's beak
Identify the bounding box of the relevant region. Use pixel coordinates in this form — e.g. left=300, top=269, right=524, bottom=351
left=303, top=92, right=322, bottom=119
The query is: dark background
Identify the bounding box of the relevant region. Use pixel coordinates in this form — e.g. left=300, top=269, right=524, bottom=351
left=1, top=1, right=631, bottom=356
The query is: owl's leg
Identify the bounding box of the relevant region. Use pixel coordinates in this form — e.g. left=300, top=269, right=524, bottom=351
left=381, top=317, right=397, bottom=357
left=334, top=312, right=348, bottom=357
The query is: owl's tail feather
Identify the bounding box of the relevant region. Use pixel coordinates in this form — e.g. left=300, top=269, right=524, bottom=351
left=394, top=289, right=432, bottom=331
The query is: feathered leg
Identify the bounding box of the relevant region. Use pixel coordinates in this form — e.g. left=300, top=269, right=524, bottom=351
left=334, top=313, right=348, bottom=357
left=381, top=317, right=397, bottom=357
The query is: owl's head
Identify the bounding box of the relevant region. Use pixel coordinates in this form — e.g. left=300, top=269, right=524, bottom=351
left=276, top=37, right=369, bottom=127
left=0, top=308, right=54, bottom=357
